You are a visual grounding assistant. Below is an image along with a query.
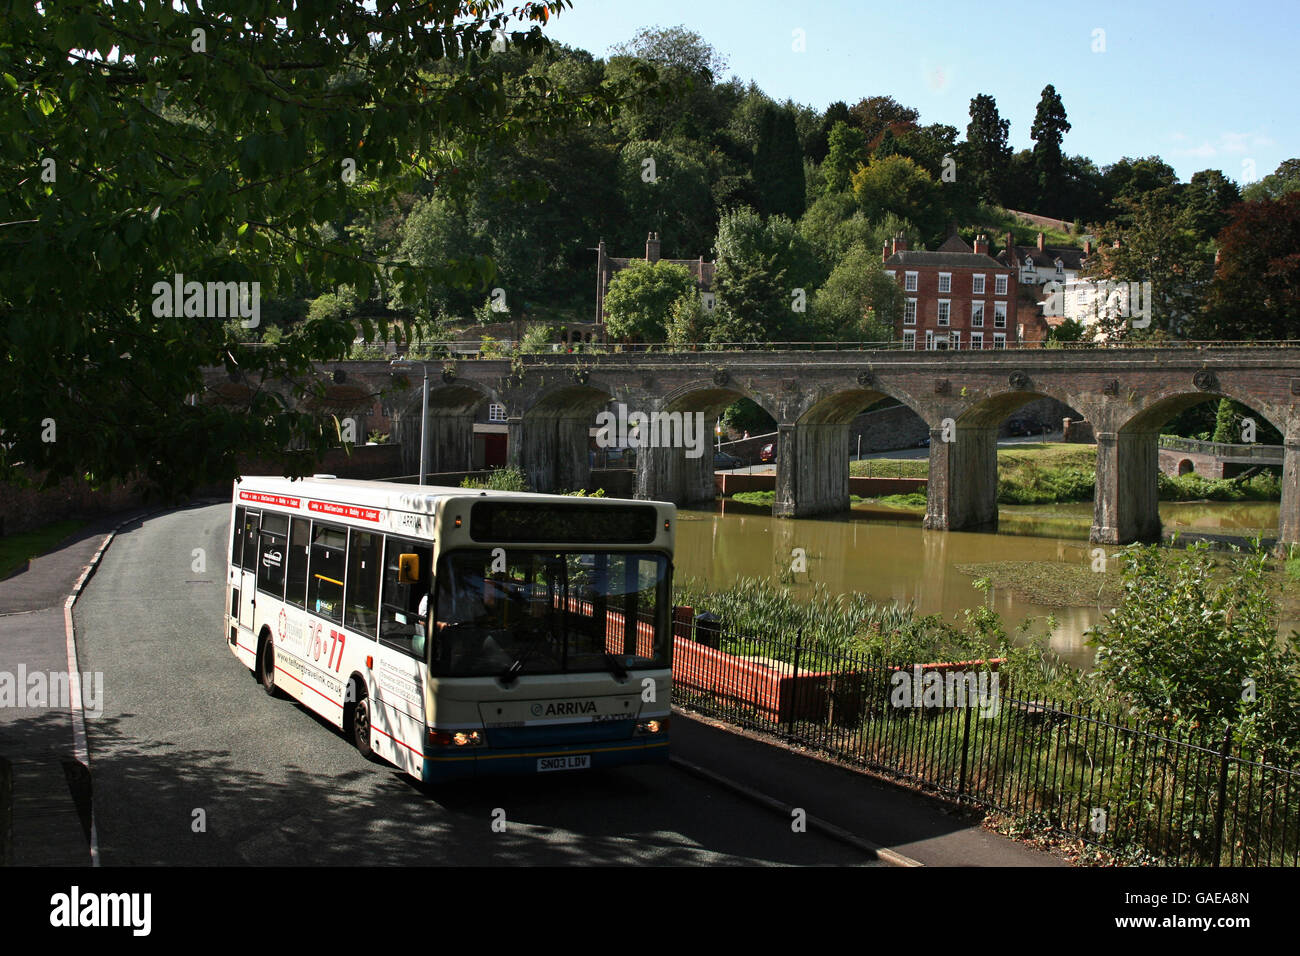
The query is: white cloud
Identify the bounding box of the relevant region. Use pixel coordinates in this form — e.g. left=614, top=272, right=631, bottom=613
left=1170, top=129, right=1275, bottom=159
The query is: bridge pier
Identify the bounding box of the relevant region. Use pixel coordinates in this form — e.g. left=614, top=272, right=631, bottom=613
left=1280, top=438, right=1300, bottom=550
left=1091, top=429, right=1162, bottom=544
left=515, top=415, right=591, bottom=493
left=923, top=424, right=998, bottom=532
left=636, top=444, right=714, bottom=506
left=392, top=408, right=473, bottom=479
left=774, top=422, right=850, bottom=517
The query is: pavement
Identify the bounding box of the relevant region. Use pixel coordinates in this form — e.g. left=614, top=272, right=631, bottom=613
left=0, top=511, right=151, bottom=866
left=0, top=506, right=1067, bottom=867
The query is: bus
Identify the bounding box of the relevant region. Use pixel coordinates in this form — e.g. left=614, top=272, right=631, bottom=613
left=226, top=475, right=675, bottom=782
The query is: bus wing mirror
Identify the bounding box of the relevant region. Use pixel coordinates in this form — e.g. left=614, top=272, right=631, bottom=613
left=398, top=554, right=420, bottom=584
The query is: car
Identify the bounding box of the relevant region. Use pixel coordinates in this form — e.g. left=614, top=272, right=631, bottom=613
left=713, top=451, right=744, bottom=470
left=760, top=442, right=776, bottom=463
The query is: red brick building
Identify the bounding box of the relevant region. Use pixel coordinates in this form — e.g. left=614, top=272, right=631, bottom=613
left=883, top=233, right=1023, bottom=350
left=595, top=232, right=715, bottom=332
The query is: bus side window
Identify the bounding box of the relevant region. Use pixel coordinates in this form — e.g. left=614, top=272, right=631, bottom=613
left=307, top=523, right=346, bottom=624
left=285, top=517, right=310, bottom=609
left=240, top=511, right=260, bottom=573
left=256, top=513, right=289, bottom=597
left=345, top=530, right=380, bottom=639
left=232, top=506, right=245, bottom=570
left=378, top=537, right=431, bottom=659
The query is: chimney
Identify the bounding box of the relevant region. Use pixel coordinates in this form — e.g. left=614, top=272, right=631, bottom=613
left=646, top=232, right=660, bottom=263
left=893, top=232, right=908, bottom=254
left=883, top=242, right=890, bottom=264
left=1036, top=232, right=1045, bottom=252
left=1083, top=238, right=1092, bottom=256
left=1005, top=231, right=1016, bottom=264
left=973, top=233, right=989, bottom=256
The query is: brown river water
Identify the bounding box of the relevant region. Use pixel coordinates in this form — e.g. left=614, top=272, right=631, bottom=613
left=674, top=499, right=1288, bottom=670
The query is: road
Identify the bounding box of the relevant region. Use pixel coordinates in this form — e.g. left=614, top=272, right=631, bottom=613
left=73, top=504, right=878, bottom=866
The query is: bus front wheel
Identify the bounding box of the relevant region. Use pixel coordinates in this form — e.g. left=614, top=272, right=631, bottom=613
left=260, top=640, right=282, bottom=698
left=346, top=679, right=374, bottom=760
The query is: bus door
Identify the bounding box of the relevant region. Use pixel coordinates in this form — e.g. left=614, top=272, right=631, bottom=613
left=237, top=509, right=260, bottom=632
left=375, top=535, right=433, bottom=774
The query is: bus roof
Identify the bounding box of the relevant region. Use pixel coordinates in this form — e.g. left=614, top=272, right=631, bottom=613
left=234, top=475, right=671, bottom=517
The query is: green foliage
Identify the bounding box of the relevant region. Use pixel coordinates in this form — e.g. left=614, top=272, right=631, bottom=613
left=602, top=260, right=698, bottom=342
left=460, top=466, right=528, bottom=492
left=822, top=121, right=867, bottom=195
left=1090, top=543, right=1300, bottom=754
left=1242, top=158, right=1300, bottom=203
left=753, top=103, right=806, bottom=220
left=665, top=289, right=710, bottom=347
left=719, top=398, right=775, bottom=435
left=0, top=0, right=605, bottom=495
left=811, top=241, right=902, bottom=340
left=712, top=206, right=821, bottom=342
left=519, top=323, right=556, bottom=354
left=561, top=487, right=606, bottom=497
left=851, top=155, right=944, bottom=242
left=1157, top=470, right=1281, bottom=502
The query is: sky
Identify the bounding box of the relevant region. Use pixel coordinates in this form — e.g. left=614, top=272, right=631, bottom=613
left=537, top=0, right=1297, bottom=185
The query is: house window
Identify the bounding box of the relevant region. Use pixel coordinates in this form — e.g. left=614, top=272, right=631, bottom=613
left=937, top=300, right=950, bottom=327
left=971, top=302, right=985, bottom=327
left=488, top=403, right=507, bottom=422
left=971, top=332, right=984, bottom=350
left=904, top=272, right=918, bottom=292
left=885, top=270, right=896, bottom=280
left=951, top=331, right=961, bottom=350
left=995, top=274, right=1008, bottom=296
left=993, top=333, right=1006, bottom=349
left=938, top=273, right=951, bottom=294
left=1055, top=259, right=1065, bottom=276
left=972, top=274, right=985, bottom=295
left=902, top=330, right=916, bottom=350
left=904, top=299, right=917, bottom=325
left=925, top=330, right=935, bottom=350
left=994, top=302, right=1007, bottom=328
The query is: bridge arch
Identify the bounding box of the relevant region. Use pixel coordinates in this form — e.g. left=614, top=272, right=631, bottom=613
left=388, top=379, right=505, bottom=479
left=516, top=383, right=616, bottom=493
left=1095, top=388, right=1290, bottom=545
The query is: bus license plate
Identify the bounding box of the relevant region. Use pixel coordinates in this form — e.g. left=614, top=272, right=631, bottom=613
left=537, top=755, right=590, bottom=772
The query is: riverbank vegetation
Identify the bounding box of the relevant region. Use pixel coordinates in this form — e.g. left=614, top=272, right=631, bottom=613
left=677, top=541, right=1300, bottom=755
left=847, top=442, right=1282, bottom=506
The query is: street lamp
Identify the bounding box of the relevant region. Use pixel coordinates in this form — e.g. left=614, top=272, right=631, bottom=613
left=390, top=359, right=430, bottom=486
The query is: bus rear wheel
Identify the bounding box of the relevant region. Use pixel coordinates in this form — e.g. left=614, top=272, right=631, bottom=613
left=260, top=641, right=281, bottom=698
left=346, top=679, right=374, bottom=760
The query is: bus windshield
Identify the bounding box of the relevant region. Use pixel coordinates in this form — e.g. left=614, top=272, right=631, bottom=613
left=431, top=549, right=671, bottom=678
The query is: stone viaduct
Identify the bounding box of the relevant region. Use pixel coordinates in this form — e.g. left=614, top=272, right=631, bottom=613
left=202, top=347, right=1300, bottom=547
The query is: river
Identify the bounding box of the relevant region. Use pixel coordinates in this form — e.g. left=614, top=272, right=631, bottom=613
left=674, top=499, right=1287, bottom=670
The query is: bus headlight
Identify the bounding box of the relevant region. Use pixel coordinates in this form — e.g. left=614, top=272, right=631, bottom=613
left=427, top=729, right=484, bottom=748
left=635, top=718, right=668, bottom=735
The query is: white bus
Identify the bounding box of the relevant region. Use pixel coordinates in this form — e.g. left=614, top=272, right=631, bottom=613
left=226, top=476, right=674, bottom=782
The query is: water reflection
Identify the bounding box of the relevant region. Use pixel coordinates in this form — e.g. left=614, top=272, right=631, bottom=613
left=676, top=499, right=1287, bottom=671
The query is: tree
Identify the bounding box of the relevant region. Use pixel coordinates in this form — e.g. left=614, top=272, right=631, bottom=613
left=753, top=104, right=806, bottom=220
left=602, top=260, right=698, bottom=342
left=851, top=155, right=944, bottom=242
left=811, top=242, right=901, bottom=341
left=1, top=0, right=601, bottom=493
left=822, top=121, right=867, bottom=195
left=712, top=207, right=820, bottom=342
left=1184, top=169, right=1242, bottom=241
left=1102, top=156, right=1181, bottom=219
left=1196, top=194, right=1300, bottom=340
left=848, top=95, right=919, bottom=146
left=1084, top=196, right=1215, bottom=338
left=1030, top=84, right=1071, bottom=215
left=616, top=140, right=714, bottom=257
left=807, top=100, right=852, bottom=164
left=609, top=24, right=727, bottom=78
left=1243, top=158, right=1300, bottom=202
left=963, top=94, right=1011, bottom=204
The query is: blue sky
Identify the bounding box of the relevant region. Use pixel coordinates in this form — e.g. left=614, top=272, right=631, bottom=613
left=538, top=0, right=1296, bottom=184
